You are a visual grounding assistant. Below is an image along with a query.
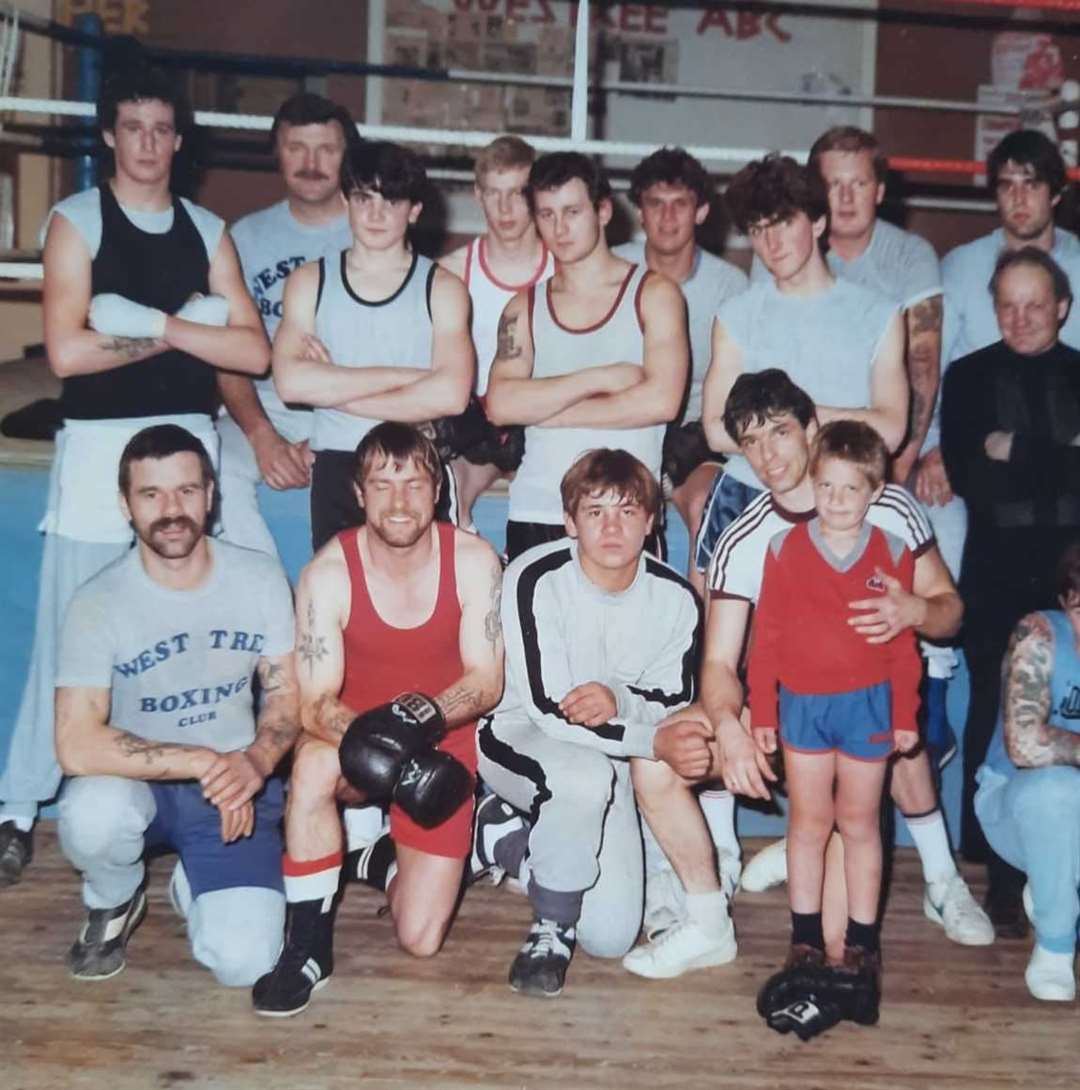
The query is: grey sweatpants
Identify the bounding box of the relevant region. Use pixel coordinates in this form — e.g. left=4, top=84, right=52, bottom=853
left=477, top=714, right=643, bottom=958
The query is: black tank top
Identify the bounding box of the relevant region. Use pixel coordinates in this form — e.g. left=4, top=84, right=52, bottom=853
left=61, top=184, right=217, bottom=420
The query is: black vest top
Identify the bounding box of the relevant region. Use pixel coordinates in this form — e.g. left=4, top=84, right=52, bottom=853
left=61, top=184, right=217, bottom=420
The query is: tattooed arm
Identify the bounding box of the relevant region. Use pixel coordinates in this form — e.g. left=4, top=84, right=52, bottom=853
left=1003, top=612, right=1080, bottom=768
left=293, top=542, right=357, bottom=746
left=201, top=652, right=303, bottom=811
left=894, top=294, right=943, bottom=484
left=55, top=685, right=222, bottom=781
left=43, top=212, right=168, bottom=378
left=485, top=292, right=636, bottom=426
left=434, top=533, right=505, bottom=729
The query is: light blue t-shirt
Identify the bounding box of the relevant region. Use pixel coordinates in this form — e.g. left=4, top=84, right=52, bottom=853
left=57, top=539, right=295, bottom=753
left=717, top=276, right=898, bottom=488
left=230, top=199, right=353, bottom=427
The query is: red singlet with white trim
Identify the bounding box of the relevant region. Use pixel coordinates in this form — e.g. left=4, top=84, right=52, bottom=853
left=338, top=521, right=477, bottom=857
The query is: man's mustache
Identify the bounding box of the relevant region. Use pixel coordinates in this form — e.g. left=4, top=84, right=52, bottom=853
left=295, top=170, right=330, bottom=181
left=150, top=516, right=199, bottom=536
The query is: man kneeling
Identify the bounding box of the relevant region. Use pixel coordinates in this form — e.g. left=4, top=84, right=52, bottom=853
left=475, top=448, right=733, bottom=998
left=252, top=423, right=503, bottom=1017
left=56, top=425, right=300, bottom=987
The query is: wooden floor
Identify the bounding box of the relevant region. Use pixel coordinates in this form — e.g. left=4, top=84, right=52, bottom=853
left=3, top=831, right=1076, bottom=1090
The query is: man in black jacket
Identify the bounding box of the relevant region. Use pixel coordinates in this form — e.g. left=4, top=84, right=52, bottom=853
left=942, top=245, right=1080, bottom=928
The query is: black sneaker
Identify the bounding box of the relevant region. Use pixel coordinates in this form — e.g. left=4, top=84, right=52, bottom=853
left=0, top=821, right=32, bottom=887
left=66, top=884, right=147, bottom=980
left=252, top=899, right=334, bottom=1018
left=470, top=793, right=524, bottom=885
left=508, top=917, right=576, bottom=998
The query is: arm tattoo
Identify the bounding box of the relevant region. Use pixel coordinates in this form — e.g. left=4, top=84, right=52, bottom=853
left=114, top=731, right=171, bottom=765
left=484, top=562, right=503, bottom=647
left=313, top=693, right=354, bottom=744
left=496, top=310, right=522, bottom=360
left=436, top=683, right=482, bottom=720
left=908, top=296, right=942, bottom=337
left=297, top=599, right=329, bottom=677
left=257, top=659, right=287, bottom=695
left=99, top=336, right=159, bottom=360
left=1003, top=614, right=1073, bottom=767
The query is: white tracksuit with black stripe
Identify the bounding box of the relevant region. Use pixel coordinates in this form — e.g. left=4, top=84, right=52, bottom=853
left=477, top=538, right=701, bottom=957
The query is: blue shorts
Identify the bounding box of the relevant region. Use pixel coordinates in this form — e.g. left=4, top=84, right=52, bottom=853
left=144, top=778, right=285, bottom=897
left=694, top=472, right=763, bottom=573
left=779, top=683, right=894, bottom=761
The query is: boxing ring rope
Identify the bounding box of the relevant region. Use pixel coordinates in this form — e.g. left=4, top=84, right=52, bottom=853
left=0, top=0, right=1077, bottom=283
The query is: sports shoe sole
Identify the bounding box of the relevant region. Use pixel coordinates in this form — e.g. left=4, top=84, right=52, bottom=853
left=922, top=892, right=995, bottom=947
left=253, top=976, right=332, bottom=1019
left=509, top=977, right=563, bottom=999
left=69, top=890, right=148, bottom=982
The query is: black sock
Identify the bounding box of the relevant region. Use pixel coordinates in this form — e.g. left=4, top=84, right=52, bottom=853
left=791, top=911, right=825, bottom=950
left=348, top=833, right=397, bottom=892
left=845, top=918, right=880, bottom=953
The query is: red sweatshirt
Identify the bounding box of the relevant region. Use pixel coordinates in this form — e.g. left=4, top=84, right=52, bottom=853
left=747, top=519, right=921, bottom=737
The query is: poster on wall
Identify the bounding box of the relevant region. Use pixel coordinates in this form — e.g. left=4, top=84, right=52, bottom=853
left=366, top=0, right=877, bottom=163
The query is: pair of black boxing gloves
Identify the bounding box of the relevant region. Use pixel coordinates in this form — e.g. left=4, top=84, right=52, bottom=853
left=338, top=692, right=473, bottom=828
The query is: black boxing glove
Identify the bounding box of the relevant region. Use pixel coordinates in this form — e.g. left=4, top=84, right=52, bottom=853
left=339, top=692, right=447, bottom=799
left=392, top=748, right=475, bottom=828
left=425, top=398, right=489, bottom=462
left=765, top=995, right=843, bottom=1041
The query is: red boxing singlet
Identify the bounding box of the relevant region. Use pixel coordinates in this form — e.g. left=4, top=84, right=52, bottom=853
left=338, top=521, right=477, bottom=858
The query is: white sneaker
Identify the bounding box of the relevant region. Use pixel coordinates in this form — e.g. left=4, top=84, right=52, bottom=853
left=738, top=839, right=787, bottom=893
left=1025, top=945, right=1077, bottom=1002
left=718, top=850, right=742, bottom=900
left=622, top=915, right=737, bottom=979
left=643, top=867, right=686, bottom=940
left=1022, top=882, right=1034, bottom=923
left=923, top=874, right=995, bottom=946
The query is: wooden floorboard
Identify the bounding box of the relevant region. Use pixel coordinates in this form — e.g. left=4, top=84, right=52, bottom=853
left=4, top=830, right=1077, bottom=1090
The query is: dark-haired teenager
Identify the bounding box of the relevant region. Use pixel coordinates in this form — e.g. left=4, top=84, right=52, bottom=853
left=0, top=66, right=269, bottom=883
left=271, top=141, right=474, bottom=551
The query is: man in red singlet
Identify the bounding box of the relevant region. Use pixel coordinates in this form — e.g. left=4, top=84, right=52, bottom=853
left=252, top=423, right=504, bottom=1017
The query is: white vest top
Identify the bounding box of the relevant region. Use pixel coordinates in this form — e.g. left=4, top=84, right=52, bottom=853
left=311, top=249, right=435, bottom=453
left=509, top=262, right=664, bottom=524
left=464, top=236, right=554, bottom=396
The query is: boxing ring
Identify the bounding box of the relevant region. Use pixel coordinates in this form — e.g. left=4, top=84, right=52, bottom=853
left=1, top=0, right=1079, bottom=839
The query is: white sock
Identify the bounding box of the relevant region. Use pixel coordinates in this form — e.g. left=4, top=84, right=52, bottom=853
left=685, top=890, right=729, bottom=938
left=904, top=809, right=958, bottom=886
left=343, top=805, right=386, bottom=851
left=699, top=790, right=739, bottom=860
left=0, top=813, right=33, bottom=833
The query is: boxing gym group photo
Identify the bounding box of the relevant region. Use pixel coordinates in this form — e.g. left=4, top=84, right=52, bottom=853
left=2, top=54, right=1080, bottom=1069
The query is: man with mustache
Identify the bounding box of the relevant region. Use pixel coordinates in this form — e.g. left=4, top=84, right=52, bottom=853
left=216, top=92, right=358, bottom=557
left=54, top=425, right=299, bottom=987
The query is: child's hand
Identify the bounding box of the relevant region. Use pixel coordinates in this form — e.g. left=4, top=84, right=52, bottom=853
left=754, top=727, right=778, bottom=755
left=894, top=729, right=919, bottom=754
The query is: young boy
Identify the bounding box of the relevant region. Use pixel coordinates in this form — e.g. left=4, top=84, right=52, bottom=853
left=748, top=420, right=920, bottom=1022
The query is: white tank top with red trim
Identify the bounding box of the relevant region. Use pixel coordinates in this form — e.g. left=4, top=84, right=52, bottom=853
left=509, top=261, right=662, bottom=525
left=464, top=235, right=554, bottom=395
